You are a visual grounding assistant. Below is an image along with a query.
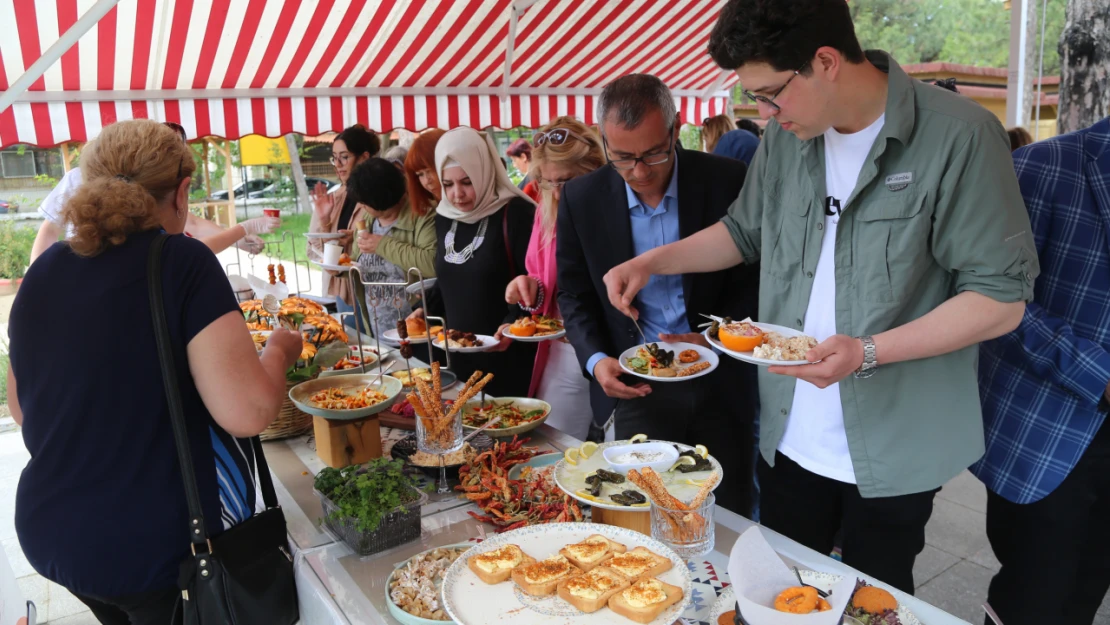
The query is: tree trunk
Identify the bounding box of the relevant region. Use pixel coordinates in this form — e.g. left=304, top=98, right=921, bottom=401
left=1057, top=0, right=1110, bottom=133
left=1021, top=0, right=1039, bottom=128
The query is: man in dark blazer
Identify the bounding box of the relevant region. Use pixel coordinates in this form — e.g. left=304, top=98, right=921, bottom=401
left=556, top=74, right=759, bottom=514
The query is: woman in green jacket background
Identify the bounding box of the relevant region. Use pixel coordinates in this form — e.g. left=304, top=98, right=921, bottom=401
left=347, top=158, right=437, bottom=337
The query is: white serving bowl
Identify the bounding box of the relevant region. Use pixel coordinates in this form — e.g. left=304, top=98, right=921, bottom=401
left=602, top=441, right=679, bottom=475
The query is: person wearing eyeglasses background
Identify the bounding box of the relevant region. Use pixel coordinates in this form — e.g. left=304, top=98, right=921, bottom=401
left=307, top=125, right=381, bottom=327
left=601, top=0, right=1039, bottom=593
left=555, top=74, right=760, bottom=514
left=501, top=117, right=606, bottom=440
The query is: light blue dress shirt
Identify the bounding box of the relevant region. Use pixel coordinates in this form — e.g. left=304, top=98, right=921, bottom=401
left=587, top=161, right=687, bottom=376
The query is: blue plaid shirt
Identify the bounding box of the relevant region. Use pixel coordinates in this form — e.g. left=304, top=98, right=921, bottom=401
left=973, top=117, right=1110, bottom=504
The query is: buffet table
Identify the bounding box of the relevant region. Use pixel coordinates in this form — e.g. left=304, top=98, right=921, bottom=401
left=265, top=422, right=970, bottom=625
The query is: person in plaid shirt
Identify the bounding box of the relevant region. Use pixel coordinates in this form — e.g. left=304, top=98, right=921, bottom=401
left=974, top=116, right=1110, bottom=625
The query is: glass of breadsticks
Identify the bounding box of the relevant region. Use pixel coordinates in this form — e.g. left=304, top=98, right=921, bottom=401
left=630, top=467, right=719, bottom=559
left=408, top=364, right=494, bottom=493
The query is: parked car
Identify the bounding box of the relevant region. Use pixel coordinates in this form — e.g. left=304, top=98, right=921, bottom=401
left=247, top=176, right=334, bottom=199
left=0, top=199, right=18, bottom=214
left=210, top=178, right=272, bottom=201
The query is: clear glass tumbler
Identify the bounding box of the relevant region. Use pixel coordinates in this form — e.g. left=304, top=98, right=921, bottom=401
left=650, top=492, right=715, bottom=559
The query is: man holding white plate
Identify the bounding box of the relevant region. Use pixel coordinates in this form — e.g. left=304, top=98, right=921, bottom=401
left=602, top=0, right=1038, bottom=594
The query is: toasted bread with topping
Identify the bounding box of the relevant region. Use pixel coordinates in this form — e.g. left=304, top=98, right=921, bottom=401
left=557, top=566, right=631, bottom=613
left=606, top=546, right=673, bottom=581
left=607, top=577, right=684, bottom=623
left=467, top=545, right=534, bottom=585
left=559, top=534, right=628, bottom=571
left=511, top=554, right=581, bottom=596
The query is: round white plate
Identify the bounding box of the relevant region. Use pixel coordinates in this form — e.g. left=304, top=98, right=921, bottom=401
left=554, top=439, right=722, bottom=512
left=312, top=260, right=358, bottom=273
left=703, top=322, right=811, bottom=367
left=303, top=232, right=345, bottom=240
left=618, top=341, right=719, bottom=382
left=504, top=327, right=567, bottom=342
left=708, top=574, right=921, bottom=625
left=431, top=334, right=498, bottom=353
left=441, top=522, right=693, bottom=625
left=381, top=328, right=430, bottom=345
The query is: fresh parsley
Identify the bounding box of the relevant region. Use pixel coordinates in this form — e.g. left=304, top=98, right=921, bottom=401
left=314, top=458, right=423, bottom=533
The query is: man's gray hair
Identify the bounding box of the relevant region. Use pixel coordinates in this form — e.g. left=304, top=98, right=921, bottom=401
left=596, top=74, right=677, bottom=132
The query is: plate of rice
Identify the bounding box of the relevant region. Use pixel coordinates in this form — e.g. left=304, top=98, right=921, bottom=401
left=704, top=321, right=817, bottom=367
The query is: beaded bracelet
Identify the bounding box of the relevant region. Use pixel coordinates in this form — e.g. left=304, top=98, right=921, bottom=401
left=519, top=278, right=545, bottom=314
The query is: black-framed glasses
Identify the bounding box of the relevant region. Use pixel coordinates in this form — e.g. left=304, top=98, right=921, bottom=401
left=329, top=153, right=354, bottom=166
left=602, top=133, right=674, bottom=171
left=741, top=60, right=810, bottom=111
left=533, top=127, right=592, bottom=147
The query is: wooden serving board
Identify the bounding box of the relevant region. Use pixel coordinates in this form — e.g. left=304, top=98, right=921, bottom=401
left=378, top=412, right=416, bottom=431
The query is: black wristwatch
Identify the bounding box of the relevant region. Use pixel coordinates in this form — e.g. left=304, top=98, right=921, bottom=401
left=855, top=335, right=878, bottom=379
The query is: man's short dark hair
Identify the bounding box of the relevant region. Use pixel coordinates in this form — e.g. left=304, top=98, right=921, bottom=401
left=708, top=0, right=865, bottom=73
left=347, top=158, right=406, bottom=211
left=597, top=74, right=677, bottom=131
left=736, top=118, right=763, bottom=137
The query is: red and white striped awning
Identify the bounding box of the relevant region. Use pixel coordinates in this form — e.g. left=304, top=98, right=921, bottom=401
left=0, top=0, right=738, bottom=148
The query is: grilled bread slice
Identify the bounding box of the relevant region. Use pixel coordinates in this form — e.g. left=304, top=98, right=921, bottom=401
left=511, top=554, right=581, bottom=596
left=607, top=577, right=684, bottom=624
left=606, top=546, right=673, bottom=581
left=559, top=534, right=628, bottom=571
left=467, top=544, right=534, bottom=585
left=557, top=566, right=631, bottom=613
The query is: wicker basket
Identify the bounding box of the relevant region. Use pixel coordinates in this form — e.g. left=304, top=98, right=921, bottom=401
left=260, top=378, right=316, bottom=441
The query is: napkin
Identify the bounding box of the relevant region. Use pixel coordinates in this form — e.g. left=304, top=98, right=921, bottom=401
left=247, top=273, right=289, bottom=301
left=726, top=527, right=854, bottom=625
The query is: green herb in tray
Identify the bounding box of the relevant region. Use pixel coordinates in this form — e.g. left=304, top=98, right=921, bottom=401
left=313, top=458, right=424, bottom=533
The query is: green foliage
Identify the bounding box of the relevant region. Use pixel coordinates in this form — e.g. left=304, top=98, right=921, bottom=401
left=679, top=125, right=702, bottom=151
left=0, top=345, right=8, bottom=406
left=258, top=213, right=312, bottom=263
left=314, top=458, right=423, bottom=533
left=0, top=221, right=35, bottom=280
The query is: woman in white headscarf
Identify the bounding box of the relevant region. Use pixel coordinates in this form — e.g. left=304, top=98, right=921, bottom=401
left=412, top=127, right=537, bottom=397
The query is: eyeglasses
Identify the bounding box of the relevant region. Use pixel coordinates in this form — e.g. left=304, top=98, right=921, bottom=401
left=538, top=178, right=572, bottom=190
left=741, top=60, right=810, bottom=112
left=330, top=153, right=354, bottom=167
left=602, top=133, right=674, bottom=171
left=533, top=127, right=592, bottom=147
left=162, top=122, right=187, bottom=142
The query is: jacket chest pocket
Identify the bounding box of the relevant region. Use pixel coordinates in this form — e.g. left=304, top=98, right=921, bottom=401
left=764, top=191, right=811, bottom=280
left=852, top=193, right=932, bottom=304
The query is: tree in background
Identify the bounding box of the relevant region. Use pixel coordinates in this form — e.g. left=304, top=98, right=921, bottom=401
left=1057, top=0, right=1110, bottom=133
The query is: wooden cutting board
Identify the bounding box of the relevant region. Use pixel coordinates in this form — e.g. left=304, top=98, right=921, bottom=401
left=379, top=411, right=416, bottom=430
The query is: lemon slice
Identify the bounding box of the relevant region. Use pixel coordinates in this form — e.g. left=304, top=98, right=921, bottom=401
left=684, top=478, right=708, bottom=486
left=668, top=456, right=697, bottom=472
left=564, top=447, right=580, bottom=466
left=579, top=441, right=598, bottom=459
left=629, top=433, right=648, bottom=444
left=694, top=444, right=709, bottom=459
left=575, top=489, right=604, bottom=503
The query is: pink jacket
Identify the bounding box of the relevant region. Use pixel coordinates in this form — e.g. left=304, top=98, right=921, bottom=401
left=524, top=207, right=559, bottom=398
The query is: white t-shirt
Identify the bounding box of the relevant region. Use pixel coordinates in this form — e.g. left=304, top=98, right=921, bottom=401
left=39, top=167, right=82, bottom=237
left=777, top=114, right=886, bottom=484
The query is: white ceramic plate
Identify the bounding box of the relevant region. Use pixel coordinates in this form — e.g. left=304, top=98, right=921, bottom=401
left=312, top=260, right=359, bottom=273
left=303, top=232, right=345, bottom=240
left=441, top=522, right=693, bottom=625
left=703, top=322, right=812, bottom=367
left=554, top=440, right=721, bottom=512
left=431, top=334, right=498, bottom=353
left=618, top=341, right=719, bottom=382
left=504, top=327, right=567, bottom=342
left=708, top=574, right=922, bottom=625
left=382, top=328, right=430, bottom=345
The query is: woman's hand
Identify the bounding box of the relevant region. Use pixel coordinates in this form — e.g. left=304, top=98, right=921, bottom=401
left=488, top=323, right=514, bottom=352
left=505, top=275, right=538, bottom=307
left=266, top=328, right=303, bottom=369
left=357, top=231, right=384, bottom=255
left=407, top=309, right=426, bottom=322
left=311, top=182, right=336, bottom=223
left=337, top=229, right=354, bottom=249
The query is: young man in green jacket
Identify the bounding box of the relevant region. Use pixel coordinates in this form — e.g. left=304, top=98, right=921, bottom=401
left=603, top=0, right=1039, bottom=592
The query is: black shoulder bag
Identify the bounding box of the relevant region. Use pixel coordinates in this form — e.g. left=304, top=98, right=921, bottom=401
left=147, top=234, right=298, bottom=625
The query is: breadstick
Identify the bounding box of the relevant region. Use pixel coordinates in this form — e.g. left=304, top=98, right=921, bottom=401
left=414, top=377, right=442, bottom=419
left=688, top=471, right=720, bottom=509
left=406, top=392, right=427, bottom=417
left=446, top=373, right=494, bottom=419
left=460, top=370, right=483, bottom=397
left=431, top=361, right=442, bottom=399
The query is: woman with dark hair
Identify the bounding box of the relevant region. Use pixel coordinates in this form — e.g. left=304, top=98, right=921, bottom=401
left=307, top=125, right=381, bottom=323
left=505, top=138, right=537, bottom=195
left=410, top=128, right=537, bottom=397
left=346, top=157, right=437, bottom=337
left=7, top=119, right=301, bottom=623
left=1008, top=126, right=1033, bottom=151
left=404, top=129, right=447, bottom=216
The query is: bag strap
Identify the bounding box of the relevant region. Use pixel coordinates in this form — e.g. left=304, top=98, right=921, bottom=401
left=147, top=234, right=281, bottom=552
left=502, top=207, right=516, bottom=277
left=147, top=233, right=210, bottom=549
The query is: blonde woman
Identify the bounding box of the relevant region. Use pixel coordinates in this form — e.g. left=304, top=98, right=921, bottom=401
left=504, top=117, right=605, bottom=440
left=701, top=114, right=736, bottom=153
